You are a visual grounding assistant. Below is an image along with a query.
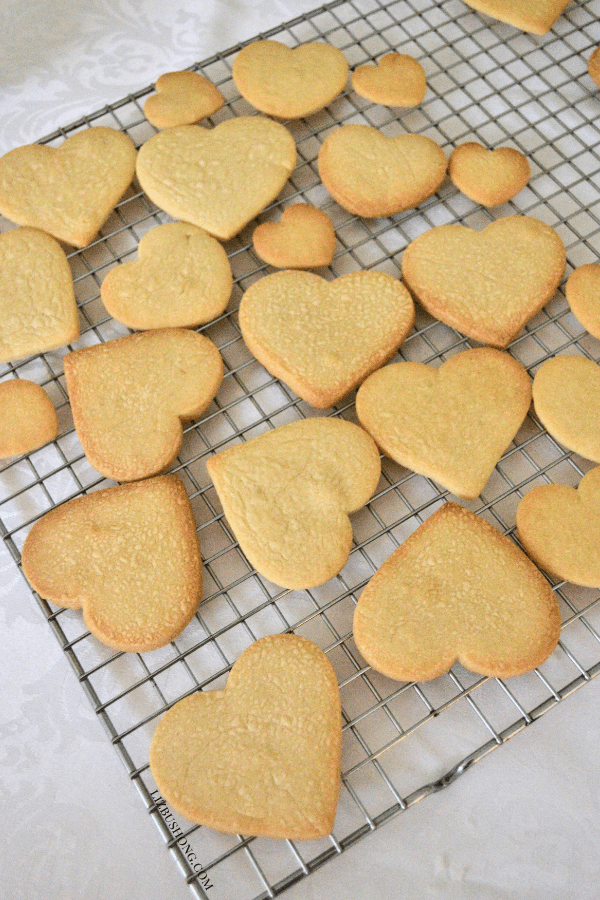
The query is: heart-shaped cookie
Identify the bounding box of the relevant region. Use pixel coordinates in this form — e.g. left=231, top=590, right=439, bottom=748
left=351, top=53, right=427, bottom=107
left=206, top=417, right=381, bottom=589
left=239, top=270, right=414, bottom=408
left=0, top=127, right=136, bottom=248
left=532, top=356, right=600, bottom=463
left=150, top=633, right=342, bottom=838
left=401, top=216, right=566, bottom=348
left=252, top=204, right=336, bottom=269
left=565, top=264, right=600, bottom=340
left=232, top=40, right=349, bottom=119
left=100, top=222, right=232, bottom=329
left=356, top=348, right=531, bottom=500
left=65, top=328, right=223, bottom=482
left=136, top=118, right=297, bottom=241
left=460, top=0, right=570, bottom=34
left=22, top=475, right=202, bottom=652
left=144, top=70, right=224, bottom=129
left=0, top=380, right=58, bottom=458
left=353, top=503, right=561, bottom=682
left=0, top=227, right=79, bottom=363
left=517, top=467, right=600, bottom=588
left=448, top=143, right=530, bottom=207
left=318, top=125, right=447, bottom=217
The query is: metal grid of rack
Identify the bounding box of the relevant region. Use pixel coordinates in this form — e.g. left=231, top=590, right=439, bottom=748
left=2, top=0, right=600, bottom=897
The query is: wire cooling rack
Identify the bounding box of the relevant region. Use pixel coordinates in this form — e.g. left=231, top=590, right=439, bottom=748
left=2, top=0, right=600, bottom=897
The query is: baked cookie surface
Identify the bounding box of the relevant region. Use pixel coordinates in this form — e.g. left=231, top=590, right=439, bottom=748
left=460, top=0, right=570, bottom=34
left=0, top=380, right=58, bottom=458
left=252, top=204, right=336, bottom=269
left=565, top=264, right=600, bottom=340
left=448, top=143, right=530, bottom=207
left=144, top=71, right=224, bottom=128
left=532, top=355, right=600, bottom=463
left=351, top=53, right=427, bottom=107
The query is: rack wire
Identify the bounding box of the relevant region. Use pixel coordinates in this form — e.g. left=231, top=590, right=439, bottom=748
left=2, top=0, right=600, bottom=896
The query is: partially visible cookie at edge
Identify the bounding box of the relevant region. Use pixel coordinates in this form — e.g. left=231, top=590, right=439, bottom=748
left=565, top=264, right=600, bottom=341
left=0, top=380, right=58, bottom=457
left=532, top=355, right=600, bottom=463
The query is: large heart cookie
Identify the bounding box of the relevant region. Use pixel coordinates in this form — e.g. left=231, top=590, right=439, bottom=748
left=356, top=348, right=531, bottom=500
left=136, top=118, right=297, bottom=241
left=353, top=503, right=561, bottom=682
left=401, top=216, right=566, bottom=348
left=239, top=270, right=414, bottom=408
left=0, top=380, right=58, bottom=458
left=232, top=40, right=349, bottom=119
left=351, top=53, right=427, bottom=107
left=150, top=634, right=342, bottom=838
left=0, top=227, right=79, bottom=363
left=65, top=329, right=223, bottom=481
left=22, top=475, right=202, bottom=652
left=565, top=264, right=600, bottom=341
left=101, top=222, right=232, bottom=329
left=252, top=204, right=336, bottom=269
left=517, top=467, right=600, bottom=588
left=0, top=127, right=136, bottom=247
left=318, top=125, right=447, bottom=217
left=144, top=71, right=224, bottom=129
left=532, top=356, right=600, bottom=463
left=448, top=143, right=530, bottom=207
left=460, top=0, right=571, bottom=34
left=206, top=417, right=381, bottom=589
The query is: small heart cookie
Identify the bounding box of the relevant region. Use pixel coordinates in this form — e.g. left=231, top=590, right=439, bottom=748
left=136, top=118, right=297, bottom=241
left=318, top=125, right=447, bottom=218
left=101, top=222, right=232, bottom=330
left=65, top=328, right=223, bottom=482
left=252, top=204, right=336, bottom=269
left=150, top=633, right=342, bottom=839
left=232, top=40, right=349, bottom=119
left=460, top=0, right=570, bottom=34
left=517, top=467, right=600, bottom=588
left=353, top=503, right=561, bottom=682
left=0, top=127, right=136, bottom=247
left=351, top=53, right=427, bottom=107
left=22, top=475, right=202, bottom=652
left=589, top=48, right=600, bottom=87
left=356, top=348, right=531, bottom=500
left=401, top=216, right=566, bottom=348
left=532, top=356, right=600, bottom=463
left=144, top=71, right=224, bottom=129
left=239, top=270, right=414, bottom=408
left=448, top=143, right=530, bottom=207
left=206, top=417, right=381, bottom=589
left=0, top=227, right=79, bottom=363
left=0, top=380, right=58, bottom=458
left=565, top=264, right=600, bottom=340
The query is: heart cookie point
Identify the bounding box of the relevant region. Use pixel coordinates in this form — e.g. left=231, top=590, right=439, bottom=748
left=532, top=356, right=600, bottom=464
left=460, top=0, right=570, bottom=34
left=239, top=270, right=415, bottom=408
left=0, top=380, right=58, bottom=458
left=149, top=633, right=342, bottom=839
left=351, top=53, right=427, bottom=107
left=354, top=503, right=561, bottom=682
left=207, top=417, right=381, bottom=589
left=136, top=118, right=297, bottom=241
left=252, top=204, right=336, bottom=269
left=565, top=264, right=600, bottom=341
left=65, top=328, right=223, bottom=482
left=22, top=475, right=202, bottom=652
left=144, top=70, right=224, bottom=129
left=401, top=216, right=566, bottom=348
left=448, top=143, right=530, bottom=207
left=0, top=127, right=136, bottom=247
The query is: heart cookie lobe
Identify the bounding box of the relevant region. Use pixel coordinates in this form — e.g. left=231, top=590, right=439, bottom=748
left=0, top=227, right=79, bottom=363
left=318, top=125, right=447, bottom=218
left=150, top=634, right=342, bottom=839
left=589, top=48, right=600, bottom=87
left=353, top=503, right=561, bottom=682
left=517, top=467, right=600, bottom=588
left=0, top=127, right=136, bottom=248
left=232, top=40, right=349, bottom=119
left=565, top=264, right=600, bottom=341
left=206, top=417, right=381, bottom=590
left=22, top=475, right=202, bottom=652
left=532, top=356, right=600, bottom=464
left=136, top=118, right=297, bottom=241
left=356, top=348, right=531, bottom=500
left=239, top=270, right=415, bottom=408
left=351, top=53, right=427, bottom=107
left=252, top=204, right=336, bottom=269
left=65, top=328, right=223, bottom=482
left=460, top=0, right=570, bottom=34
left=144, top=71, right=224, bottom=129
left=448, top=143, right=530, bottom=207
left=0, top=380, right=58, bottom=457
left=100, top=222, right=232, bottom=329
left=402, top=216, right=566, bottom=348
